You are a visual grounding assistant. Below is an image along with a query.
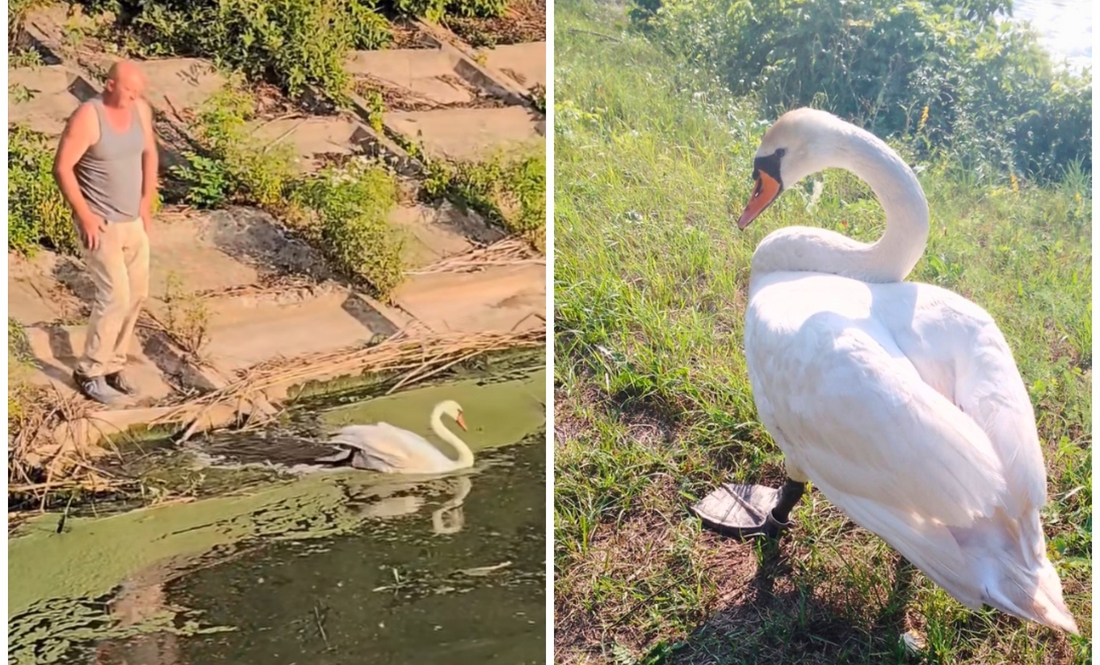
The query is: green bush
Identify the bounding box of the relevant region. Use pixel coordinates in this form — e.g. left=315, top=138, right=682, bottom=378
left=107, top=0, right=394, bottom=102
left=393, top=0, right=507, bottom=21
left=170, top=88, right=297, bottom=210
left=424, top=152, right=546, bottom=242
left=8, top=125, right=79, bottom=256
left=93, top=0, right=513, bottom=103
left=293, top=163, right=405, bottom=297
left=8, top=318, right=37, bottom=430
left=639, top=0, right=1091, bottom=183
left=444, top=0, right=508, bottom=18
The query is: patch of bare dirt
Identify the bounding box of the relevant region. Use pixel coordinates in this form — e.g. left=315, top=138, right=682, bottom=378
left=444, top=0, right=546, bottom=47
left=387, top=17, right=439, bottom=49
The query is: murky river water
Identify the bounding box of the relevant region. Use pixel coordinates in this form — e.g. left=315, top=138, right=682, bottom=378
left=9, top=366, right=546, bottom=665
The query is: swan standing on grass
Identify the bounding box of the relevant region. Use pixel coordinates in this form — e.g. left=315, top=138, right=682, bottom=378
left=691, top=108, right=1078, bottom=634
left=316, top=400, right=474, bottom=474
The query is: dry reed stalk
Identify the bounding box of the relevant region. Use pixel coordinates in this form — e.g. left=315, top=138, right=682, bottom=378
left=153, top=327, right=545, bottom=438
left=6, top=384, right=127, bottom=505
left=407, top=238, right=544, bottom=275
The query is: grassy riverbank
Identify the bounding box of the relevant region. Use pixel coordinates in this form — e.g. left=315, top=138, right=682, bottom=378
left=553, top=1, right=1091, bottom=663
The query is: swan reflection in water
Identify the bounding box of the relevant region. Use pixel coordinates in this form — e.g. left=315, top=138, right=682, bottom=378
left=348, top=474, right=475, bottom=535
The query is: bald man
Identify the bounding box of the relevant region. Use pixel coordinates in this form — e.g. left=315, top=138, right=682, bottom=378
left=54, top=60, right=159, bottom=404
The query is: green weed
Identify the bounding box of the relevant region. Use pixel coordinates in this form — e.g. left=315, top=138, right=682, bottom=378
left=162, top=272, right=212, bottom=359
left=393, top=0, right=507, bottom=22
left=170, top=87, right=297, bottom=210
left=423, top=151, right=547, bottom=247
left=8, top=125, right=80, bottom=256
left=554, top=2, right=1090, bottom=664
left=292, top=162, right=405, bottom=298
left=529, top=83, right=546, bottom=114
left=8, top=318, right=37, bottom=428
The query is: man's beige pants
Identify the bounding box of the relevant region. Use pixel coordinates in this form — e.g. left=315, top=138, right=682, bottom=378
left=75, top=219, right=150, bottom=379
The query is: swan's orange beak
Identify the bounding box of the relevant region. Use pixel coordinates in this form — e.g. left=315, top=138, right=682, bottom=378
left=738, top=171, right=781, bottom=229
left=455, top=412, right=468, bottom=431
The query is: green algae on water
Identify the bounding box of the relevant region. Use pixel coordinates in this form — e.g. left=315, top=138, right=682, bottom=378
left=322, top=368, right=546, bottom=454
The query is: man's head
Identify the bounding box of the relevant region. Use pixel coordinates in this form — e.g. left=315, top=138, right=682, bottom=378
left=103, top=60, right=145, bottom=109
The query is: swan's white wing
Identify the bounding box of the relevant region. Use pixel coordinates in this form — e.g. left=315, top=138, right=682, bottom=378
left=329, top=423, right=447, bottom=472
left=748, top=312, right=1007, bottom=526
left=891, top=289, right=1048, bottom=519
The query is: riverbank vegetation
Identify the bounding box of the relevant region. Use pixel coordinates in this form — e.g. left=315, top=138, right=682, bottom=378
left=554, top=0, right=1090, bottom=663
left=68, top=0, right=535, bottom=101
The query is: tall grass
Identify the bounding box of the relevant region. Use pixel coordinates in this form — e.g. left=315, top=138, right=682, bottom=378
left=553, top=2, right=1091, bottom=664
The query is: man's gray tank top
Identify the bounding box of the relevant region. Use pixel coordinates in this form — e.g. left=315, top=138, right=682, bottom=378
left=74, top=97, right=144, bottom=222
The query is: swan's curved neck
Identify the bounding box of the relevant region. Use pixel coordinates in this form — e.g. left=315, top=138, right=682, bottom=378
left=752, top=125, right=929, bottom=283
left=431, top=404, right=474, bottom=469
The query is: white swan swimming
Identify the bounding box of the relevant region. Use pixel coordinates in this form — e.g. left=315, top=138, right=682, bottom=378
left=693, top=107, right=1077, bottom=634
left=317, top=400, right=474, bottom=474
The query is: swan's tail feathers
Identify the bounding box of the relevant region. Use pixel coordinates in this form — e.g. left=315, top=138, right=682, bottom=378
left=984, top=561, right=1079, bottom=635
left=315, top=446, right=352, bottom=464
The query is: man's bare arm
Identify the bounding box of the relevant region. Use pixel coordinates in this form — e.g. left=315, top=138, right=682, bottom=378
left=138, top=99, right=158, bottom=205
left=53, top=104, right=98, bottom=224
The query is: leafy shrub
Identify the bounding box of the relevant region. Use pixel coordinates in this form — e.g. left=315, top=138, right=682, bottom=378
left=105, top=0, right=394, bottom=102
left=171, top=153, right=233, bottom=208
left=171, top=87, right=297, bottom=210
left=91, top=0, right=509, bottom=101
left=393, top=0, right=506, bottom=21
left=9, top=125, right=79, bottom=256
left=445, top=0, right=508, bottom=18
left=293, top=163, right=405, bottom=297
left=424, top=151, right=546, bottom=241
left=641, top=0, right=1091, bottom=183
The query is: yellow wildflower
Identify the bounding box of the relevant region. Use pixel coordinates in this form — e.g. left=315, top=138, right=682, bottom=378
left=1075, top=192, right=1082, bottom=204
left=1010, top=172, right=1019, bottom=194
left=917, top=105, right=929, bottom=134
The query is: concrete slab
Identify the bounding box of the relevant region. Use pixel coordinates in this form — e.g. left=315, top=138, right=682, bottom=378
left=144, top=208, right=331, bottom=305
left=9, top=66, right=99, bottom=136
left=385, top=107, right=544, bottom=162
left=23, top=325, right=179, bottom=404
left=138, top=58, right=226, bottom=117
left=9, top=280, right=66, bottom=326
left=9, top=251, right=81, bottom=325
left=346, top=48, right=480, bottom=106
left=481, top=42, right=546, bottom=91
left=248, top=117, right=376, bottom=171
left=201, top=289, right=403, bottom=374
left=389, top=203, right=505, bottom=270
left=147, top=213, right=261, bottom=299
left=392, top=264, right=544, bottom=334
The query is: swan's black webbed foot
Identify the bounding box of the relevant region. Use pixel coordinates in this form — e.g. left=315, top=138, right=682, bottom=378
left=692, top=478, right=806, bottom=540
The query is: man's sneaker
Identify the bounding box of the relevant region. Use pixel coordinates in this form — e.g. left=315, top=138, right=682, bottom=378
left=73, top=372, right=121, bottom=405
left=105, top=371, right=137, bottom=396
